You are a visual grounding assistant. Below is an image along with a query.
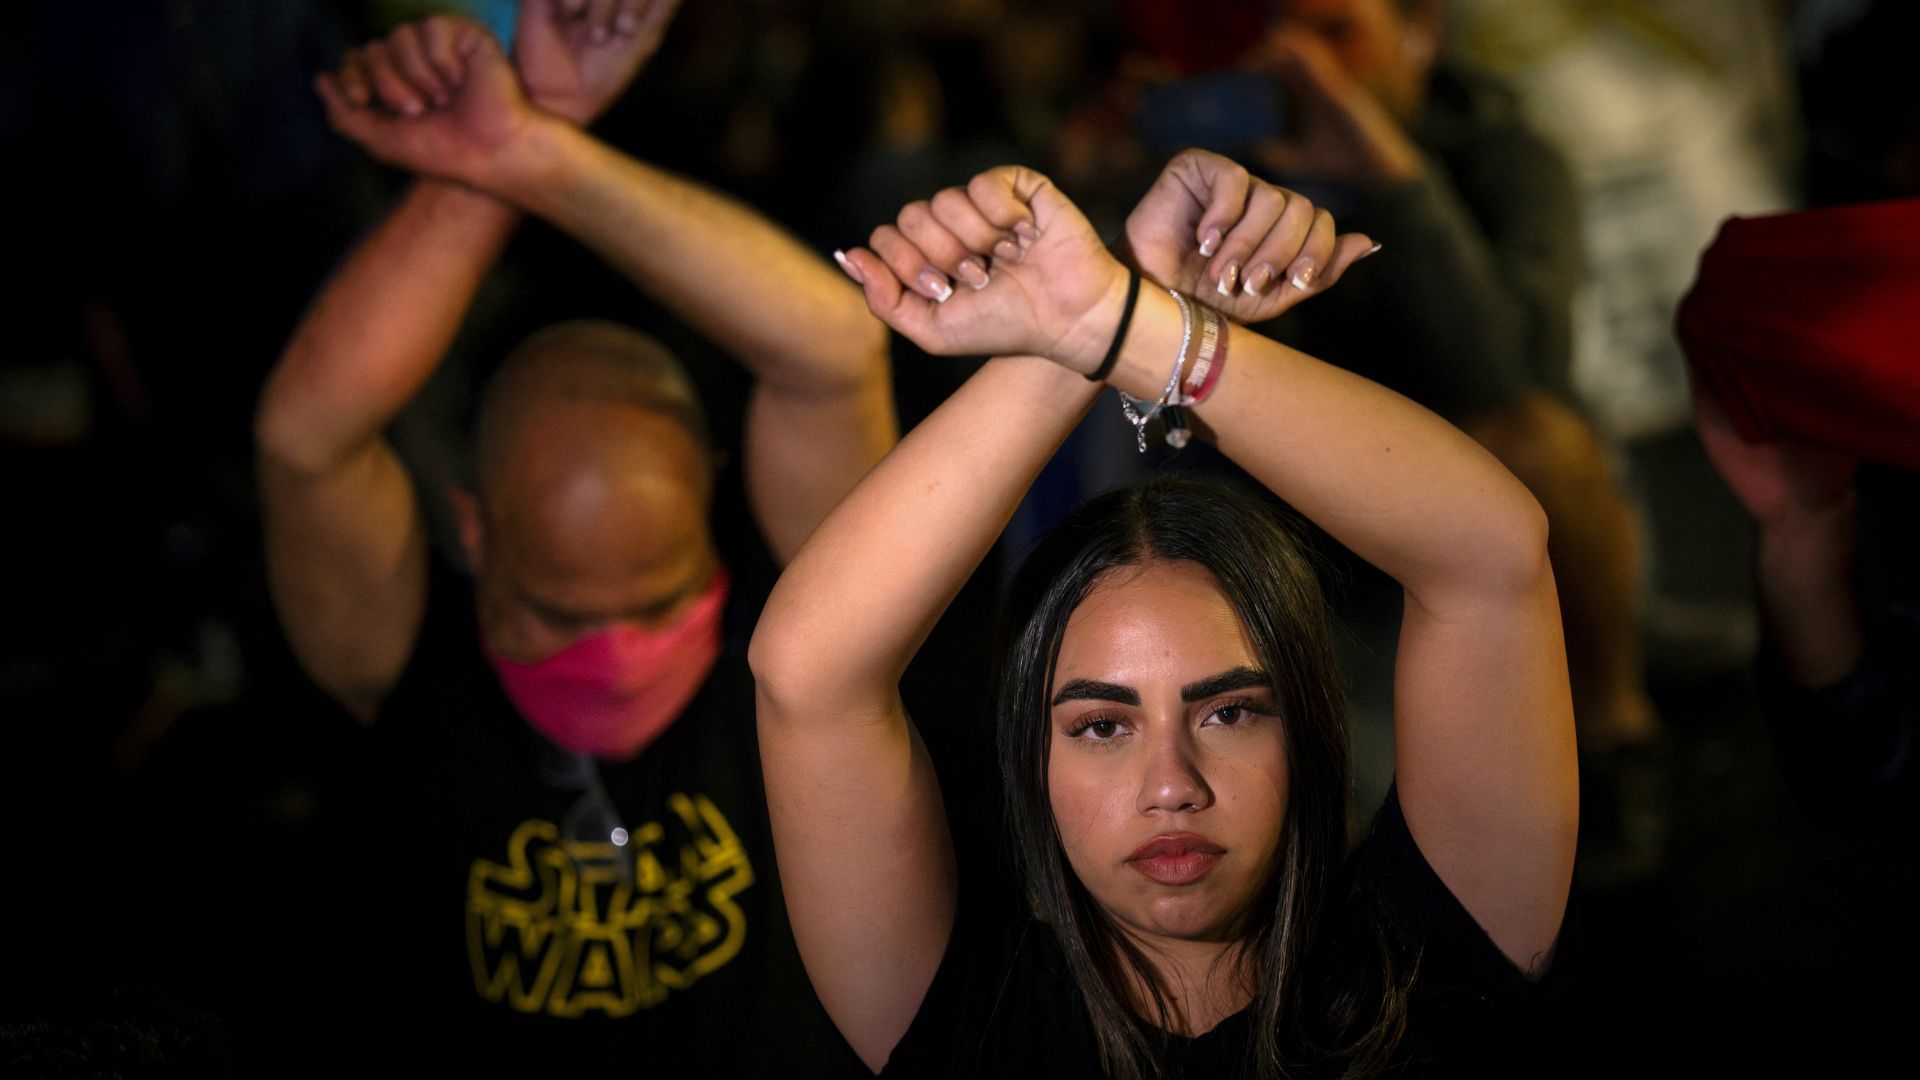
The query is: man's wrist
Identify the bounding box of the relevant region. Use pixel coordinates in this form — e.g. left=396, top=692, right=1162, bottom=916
left=413, top=175, right=521, bottom=231
left=472, top=112, right=576, bottom=204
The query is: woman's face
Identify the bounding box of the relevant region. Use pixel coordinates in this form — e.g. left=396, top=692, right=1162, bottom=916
left=1047, top=559, right=1290, bottom=948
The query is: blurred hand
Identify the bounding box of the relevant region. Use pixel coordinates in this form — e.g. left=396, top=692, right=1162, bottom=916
left=1252, top=28, right=1423, bottom=188
left=315, top=17, right=536, bottom=189
left=834, top=167, right=1129, bottom=373
left=1123, top=149, right=1378, bottom=324
left=1693, top=378, right=1857, bottom=528
left=515, top=0, right=682, bottom=125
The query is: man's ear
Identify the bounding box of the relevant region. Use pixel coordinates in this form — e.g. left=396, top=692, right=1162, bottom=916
left=449, top=485, right=485, bottom=574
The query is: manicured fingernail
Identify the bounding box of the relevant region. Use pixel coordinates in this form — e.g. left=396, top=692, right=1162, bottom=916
left=917, top=269, right=954, bottom=303
left=1013, top=221, right=1041, bottom=246
left=1361, top=241, right=1383, bottom=259
left=993, top=238, right=1022, bottom=263
left=832, top=249, right=864, bottom=284
left=1290, top=261, right=1318, bottom=291
left=1199, top=227, right=1222, bottom=257
left=1242, top=263, right=1275, bottom=297
left=957, top=258, right=990, bottom=291
left=592, top=24, right=609, bottom=43
left=616, top=11, right=638, bottom=33
left=1216, top=261, right=1239, bottom=297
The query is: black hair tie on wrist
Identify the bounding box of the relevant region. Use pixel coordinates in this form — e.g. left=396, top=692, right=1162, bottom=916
left=1087, top=268, right=1143, bottom=382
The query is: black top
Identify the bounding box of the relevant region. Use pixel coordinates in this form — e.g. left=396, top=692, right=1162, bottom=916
left=351, top=553, right=857, bottom=1077
left=883, top=789, right=1576, bottom=1078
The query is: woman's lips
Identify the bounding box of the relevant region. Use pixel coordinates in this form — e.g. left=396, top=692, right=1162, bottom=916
left=1126, top=834, right=1227, bottom=886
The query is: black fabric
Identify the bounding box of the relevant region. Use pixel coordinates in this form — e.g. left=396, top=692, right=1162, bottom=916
left=349, top=553, right=857, bottom=1077
left=882, top=788, right=1575, bottom=1078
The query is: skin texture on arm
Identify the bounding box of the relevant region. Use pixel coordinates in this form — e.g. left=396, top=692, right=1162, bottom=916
left=320, top=13, right=894, bottom=565
left=256, top=180, right=518, bottom=720
left=482, top=123, right=897, bottom=563
left=750, top=354, right=1099, bottom=1072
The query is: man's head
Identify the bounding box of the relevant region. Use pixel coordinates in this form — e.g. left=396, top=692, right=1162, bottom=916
left=454, top=319, right=719, bottom=664
left=1268, top=0, right=1445, bottom=119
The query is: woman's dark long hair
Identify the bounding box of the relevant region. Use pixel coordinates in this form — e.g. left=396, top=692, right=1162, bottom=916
left=995, top=475, right=1410, bottom=1079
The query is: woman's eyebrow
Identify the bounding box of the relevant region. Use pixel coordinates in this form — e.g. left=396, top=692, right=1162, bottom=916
left=1180, top=667, right=1271, bottom=702
left=1050, top=679, right=1140, bottom=707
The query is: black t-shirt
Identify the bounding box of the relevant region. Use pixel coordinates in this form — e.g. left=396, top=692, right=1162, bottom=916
left=352, top=554, right=857, bottom=1077
left=882, top=789, right=1575, bottom=1078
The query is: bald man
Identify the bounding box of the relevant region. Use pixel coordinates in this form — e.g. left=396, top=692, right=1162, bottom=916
left=255, top=5, right=888, bottom=1072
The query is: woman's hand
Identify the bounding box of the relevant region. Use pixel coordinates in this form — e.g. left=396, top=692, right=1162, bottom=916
left=1123, top=149, right=1378, bottom=323
left=834, top=167, right=1131, bottom=375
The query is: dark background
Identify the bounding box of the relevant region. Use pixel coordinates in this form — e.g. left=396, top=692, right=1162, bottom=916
left=2, top=0, right=1915, bottom=1073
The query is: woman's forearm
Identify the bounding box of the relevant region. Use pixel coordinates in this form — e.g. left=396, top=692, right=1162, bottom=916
left=750, top=356, right=1101, bottom=716
left=1095, top=288, right=1549, bottom=606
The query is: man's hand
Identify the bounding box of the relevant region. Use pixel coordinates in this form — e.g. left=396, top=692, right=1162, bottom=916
left=1694, top=378, right=1858, bottom=528
left=516, top=0, right=683, bottom=125
left=1123, top=149, right=1378, bottom=324
left=316, top=17, right=540, bottom=191
left=1253, top=28, right=1424, bottom=188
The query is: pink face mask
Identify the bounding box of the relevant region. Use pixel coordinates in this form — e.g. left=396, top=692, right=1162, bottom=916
left=484, top=570, right=730, bottom=760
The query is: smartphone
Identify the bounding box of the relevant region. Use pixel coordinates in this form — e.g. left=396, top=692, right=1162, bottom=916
left=1134, top=70, right=1286, bottom=156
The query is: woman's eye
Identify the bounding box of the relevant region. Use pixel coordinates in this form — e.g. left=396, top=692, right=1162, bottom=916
left=1067, top=716, right=1125, bottom=741
left=1205, top=702, right=1250, bottom=727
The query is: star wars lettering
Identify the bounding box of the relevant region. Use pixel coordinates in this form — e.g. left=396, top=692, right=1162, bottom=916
left=466, top=792, right=752, bottom=1017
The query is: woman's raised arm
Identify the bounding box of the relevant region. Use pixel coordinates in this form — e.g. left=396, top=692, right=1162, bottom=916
left=748, top=174, right=1106, bottom=1069
left=751, top=355, right=1095, bottom=1071
left=1112, top=152, right=1577, bottom=974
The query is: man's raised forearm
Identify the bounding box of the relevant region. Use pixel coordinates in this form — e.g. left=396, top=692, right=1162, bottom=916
left=480, top=119, right=887, bottom=395
left=257, top=180, right=518, bottom=474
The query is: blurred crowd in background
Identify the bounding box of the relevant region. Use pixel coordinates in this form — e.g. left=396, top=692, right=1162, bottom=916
left=2, top=0, right=1915, bottom=1073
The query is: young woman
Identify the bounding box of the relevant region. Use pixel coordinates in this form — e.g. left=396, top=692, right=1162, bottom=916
left=750, top=151, right=1578, bottom=1076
